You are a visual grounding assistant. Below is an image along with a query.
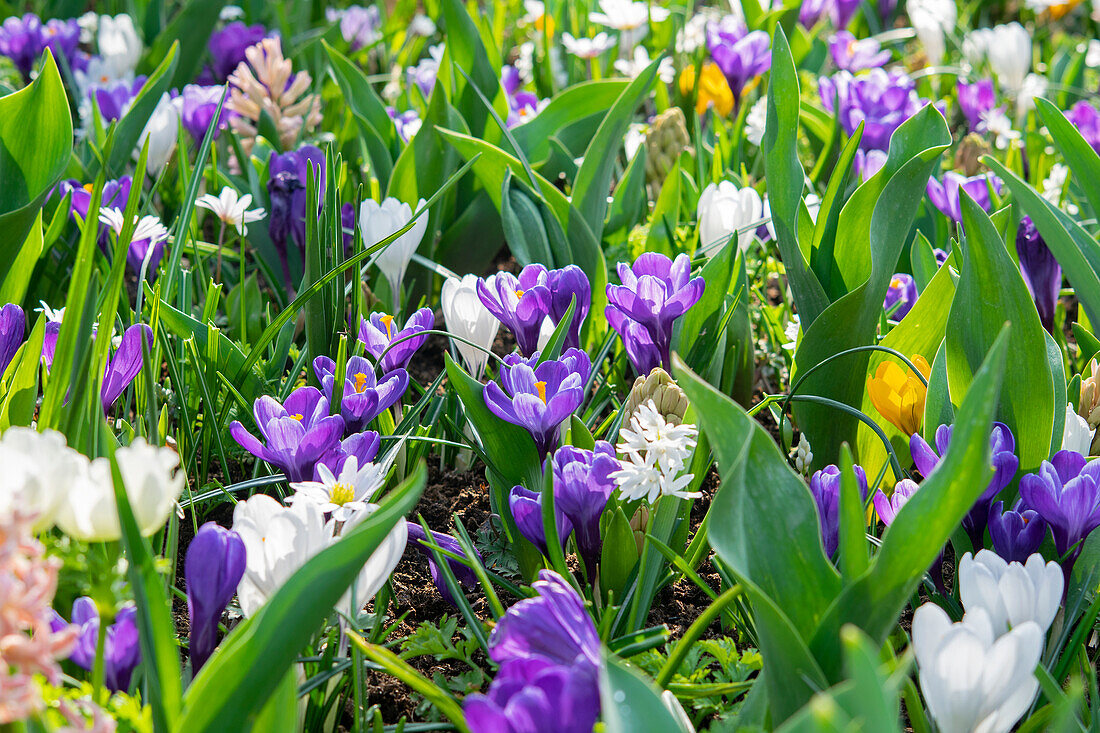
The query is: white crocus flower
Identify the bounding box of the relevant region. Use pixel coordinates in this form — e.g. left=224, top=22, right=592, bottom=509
left=697, top=181, right=763, bottom=255
left=1062, top=403, right=1094, bottom=456
left=55, top=439, right=185, bottom=541
left=612, top=399, right=699, bottom=503
left=97, top=14, right=143, bottom=79
left=442, top=274, right=500, bottom=379
left=962, top=27, right=994, bottom=68
left=1015, top=73, right=1047, bottom=116
left=762, top=192, right=820, bottom=241
left=138, top=93, right=181, bottom=175
left=0, top=428, right=84, bottom=531
left=590, top=0, right=670, bottom=48
left=1087, top=40, right=1100, bottom=68
left=744, top=97, right=767, bottom=147
left=360, top=197, right=428, bottom=310
left=613, top=45, right=675, bottom=83
left=561, top=32, right=616, bottom=59
left=987, top=23, right=1031, bottom=96
left=289, top=456, right=391, bottom=522
left=908, top=0, right=957, bottom=66
left=959, top=551, right=1063, bottom=636
left=979, top=108, right=1020, bottom=149
left=912, top=604, right=1042, bottom=733
left=196, top=187, right=267, bottom=236
left=232, top=493, right=406, bottom=618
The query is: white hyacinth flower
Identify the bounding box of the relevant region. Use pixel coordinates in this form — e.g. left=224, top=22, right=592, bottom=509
left=912, top=604, right=1042, bottom=733
left=612, top=399, right=699, bottom=503
left=196, top=187, right=267, bottom=236
left=289, top=456, right=391, bottom=522
left=744, top=97, right=768, bottom=147
left=958, top=550, right=1064, bottom=636
left=697, top=181, right=763, bottom=255
left=442, top=274, right=500, bottom=379
left=789, top=433, right=813, bottom=475
left=360, top=197, right=428, bottom=310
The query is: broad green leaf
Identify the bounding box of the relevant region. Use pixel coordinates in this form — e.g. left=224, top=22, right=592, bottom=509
left=606, top=146, right=648, bottom=236
left=177, top=463, right=426, bottom=733
left=440, top=0, right=506, bottom=138
left=323, top=41, right=396, bottom=191
left=910, top=230, right=939, bottom=292
left=1036, top=98, right=1100, bottom=221
left=945, top=193, right=1054, bottom=471
left=146, top=0, right=228, bottom=86
left=599, top=507, right=638, bottom=605
left=600, top=654, right=692, bottom=733
left=510, top=79, right=630, bottom=163
left=0, top=52, right=71, bottom=274
left=1, top=209, right=43, bottom=303
left=501, top=171, right=555, bottom=267
left=808, top=124, right=863, bottom=300
left=644, top=160, right=680, bottom=257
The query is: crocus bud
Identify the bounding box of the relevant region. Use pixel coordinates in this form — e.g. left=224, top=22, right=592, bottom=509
left=624, top=368, right=689, bottom=426
left=696, top=181, right=762, bottom=255
left=0, top=303, right=26, bottom=377
left=186, top=522, right=246, bottom=672
left=442, top=274, right=500, bottom=380
left=1016, top=216, right=1061, bottom=334
left=809, top=464, right=868, bottom=558
left=360, top=197, right=428, bottom=311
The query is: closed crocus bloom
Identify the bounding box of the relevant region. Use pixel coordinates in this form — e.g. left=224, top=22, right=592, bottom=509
left=705, top=17, right=771, bottom=100
left=138, top=93, right=180, bottom=175
left=359, top=308, right=434, bottom=372
left=866, top=354, right=931, bottom=437
left=678, top=63, right=734, bottom=117
left=1016, top=217, right=1061, bottom=334
left=809, top=464, right=868, bottom=558
left=229, top=386, right=346, bottom=482
left=477, top=265, right=553, bottom=356
left=360, top=197, right=428, bottom=309
left=606, top=253, right=705, bottom=374
left=442, top=274, right=500, bottom=379
left=957, top=79, right=996, bottom=132
left=820, top=70, right=926, bottom=152
left=100, top=324, right=154, bottom=413
left=911, top=422, right=1018, bottom=550
left=97, top=14, right=142, bottom=79
left=546, top=265, right=591, bottom=350
left=509, top=485, right=573, bottom=557
left=697, top=181, right=763, bottom=255
left=926, top=172, right=1002, bottom=222
left=185, top=523, right=246, bottom=672
left=0, top=303, right=25, bottom=377
left=987, top=23, right=1031, bottom=96
left=1019, top=450, right=1100, bottom=578
left=907, top=0, right=956, bottom=65
left=406, top=524, right=482, bottom=607
left=988, top=500, right=1048, bottom=565
left=872, top=478, right=920, bottom=526
left=312, top=355, right=409, bottom=433
left=53, top=599, right=141, bottom=692
left=1062, top=403, right=1093, bottom=456
left=56, top=439, right=185, bottom=542
left=959, top=550, right=1063, bottom=636
left=552, top=442, right=618, bottom=576
left=0, top=428, right=84, bottom=532
left=884, top=273, right=918, bottom=321
left=208, top=22, right=268, bottom=82
left=829, top=31, right=891, bottom=72
left=485, top=349, right=591, bottom=457
left=912, top=604, right=1041, bottom=733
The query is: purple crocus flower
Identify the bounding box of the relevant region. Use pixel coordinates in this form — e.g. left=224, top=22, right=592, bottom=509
left=872, top=478, right=920, bottom=526
left=1019, top=450, right=1100, bottom=577
left=552, top=442, right=618, bottom=577
left=89, top=76, right=147, bottom=123
left=606, top=253, right=705, bottom=374
left=829, top=31, right=890, bottom=72
left=926, top=172, right=1002, bottom=222
left=179, top=85, right=234, bottom=143
left=208, top=22, right=268, bottom=82
left=406, top=523, right=482, bottom=607
left=808, top=464, right=868, bottom=558
left=831, top=0, right=862, bottom=27
left=1016, top=216, right=1061, bottom=334
left=333, top=5, right=381, bottom=50
left=706, top=17, right=771, bottom=100
left=312, top=355, right=409, bottom=433
left=464, top=571, right=601, bottom=733
left=855, top=149, right=888, bottom=182
left=988, top=500, right=1048, bottom=565
left=501, top=65, right=522, bottom=97
left=0, top=14, right=83, bottom=80
left=478, top=266, right=552, bottom=357
left=185, top=522, right=246, bottom=672
left=509, top=484, right=574, bottom=557
left=547, top=266, right=591, bottom=350
left=0, top=303, right=26, bottom=377
left=799, top=0, right=831, bottom=27
left=41, top=321, right=60, bottom=372
left=407, top=48, right=441, bottom=99
left=315, top=430, right=381, bottom=481
left=268, top=145, right=326, bottom=249
left=484, top=349, right=591, bottom=457
left=229, top=386, right=345, bottom=482
left=359, top=307, right=434, bottom=372
left=387, top=106, right=422, bottom=142
left=51, top=599, right=141, bottom=693
left=1067, top=101, right=1100, bottom=155
left=507, top=91, right=547, bottom=127
left=57, top=176, right=133, bottom=223
left=101, top=324, right=154, bottom=414
left=911, top=422, right=1019, bottom=550
left=820, top=69, right=926, bottom=152
left=884, top=273, right=918, bottom=321
left=957, top=79, right=996, bottom=132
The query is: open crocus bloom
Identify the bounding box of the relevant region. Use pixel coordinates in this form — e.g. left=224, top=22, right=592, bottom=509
left=958, top=550, right=1063, bottom=635
left=477, top=265, right=552, bottom=357
left=229, top=386, right=345, bottom=482
left=313, top=355, right=409, bottom=433
left=866, top=354, right=930, bottom=437
left=358, top=307, right=434, bottom=372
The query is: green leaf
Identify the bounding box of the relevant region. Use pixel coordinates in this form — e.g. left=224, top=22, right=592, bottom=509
left=146, top=0, right=228, bottom=87
left=323, top=41, right=396, bottom=191
left=103, top=43, right=179, bottom=177
left=946, top=193, right=1054, bottom=470
left=1036, top=98, right=1100, bottom=221
left=600, top=507, right=638, bottom=605
left=0, top=52, right=71, bottom=275
left=0, top=315, right=44, bottom=428
left=501, top=171, right=555, bottom=267
left=176, top=463, right=426, bottom=733
left=837, top=445, right=868, bottom=582
left=510, top=79, right=630, bottom=164
left=600, top=654, right=692, bottom=733
left=910, top=230, right=940, bottom=293
left=606, top=146, right=648, bottom=235
left=440, top=0, right=506, bottom=137
left=644, top=161, right=681, bottom=257
left=0, top=209, right=43, bottom=304
left=678, top=242, right=737, bottom=373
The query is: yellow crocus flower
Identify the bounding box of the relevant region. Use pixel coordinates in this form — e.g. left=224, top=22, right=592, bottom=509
left=867, top=355, right=932, bottom=437
left=678, top=63, right=734, bottom=118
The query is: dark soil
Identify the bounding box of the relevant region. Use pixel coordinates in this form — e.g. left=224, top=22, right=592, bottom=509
left=407, top=329, right=448, bottom=388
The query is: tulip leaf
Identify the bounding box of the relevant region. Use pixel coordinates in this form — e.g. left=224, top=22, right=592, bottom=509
left=808, top=122, right=863, bottom=300
left=678, top=241, right=738, bottom=375
left=103, top=42, right=179, bottom=177
left=440, top=0, right=506, bottom=139
left=922, top=339, right=955, bottom=442
left=0, top=51, right=71, bottom=280
left=1035, top=98, right=1100, bottom=222
left=501, top=170, right=555, bottom=267
left=606, top=146, right=648, bottom=236
left=510, top=79, right=630, bottom=164
left=0, top=315, right=44, bottom=429
left=176, top=463, right=425, bottom=733
left=600, top=653, right=692, bottom=733
left=945, top=193, right=1054, bottom=471
left=146, top=0, right=227, bottom=87
left=600, top=507, right=638, bottom=606
left=323, top=41, right=396, bottom=190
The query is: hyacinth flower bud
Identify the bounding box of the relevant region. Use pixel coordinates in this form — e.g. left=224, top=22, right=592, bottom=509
left=185, top=523, right=246, bottom=672
left=624, top=368, right=689, bottom=426
left=644, top=107, right=690, bottom=187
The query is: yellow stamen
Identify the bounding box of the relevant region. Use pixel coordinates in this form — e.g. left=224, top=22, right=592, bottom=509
left=515, top=289, right=525, bottom=298
left=82, top=183, right=94, bottom=192
left=353, top=372, right=369, bottom=393
left=536, top=381, right=547, bottom=403
left=380, top=314, right=394, bottom=338
left=290, top=413, right=304, bottom=421
left=330, top=482, right=355, bottom=506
